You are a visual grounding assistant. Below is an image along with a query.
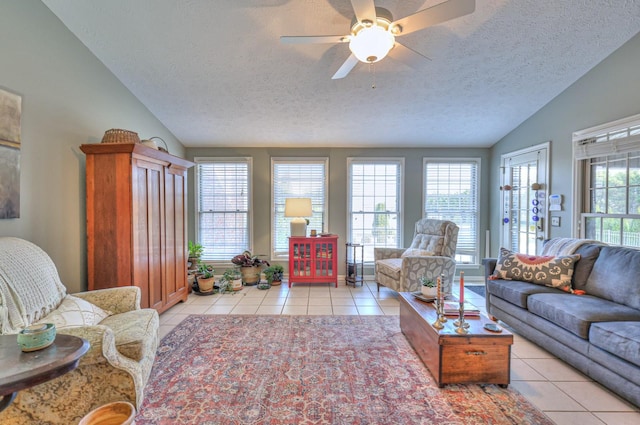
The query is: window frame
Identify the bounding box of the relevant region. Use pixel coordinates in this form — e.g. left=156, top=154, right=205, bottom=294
left=346, top=158, right=404, bottom=263
left=422, top=157, right=481, bottom=266
left=194, top=156, right=253, bottom=263
left=271, top=157, right=329, bottom=260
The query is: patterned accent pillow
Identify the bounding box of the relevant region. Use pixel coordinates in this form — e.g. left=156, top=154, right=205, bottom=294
left=492, top=248, right=580, bottom=293
left=401, top=249, right=434, bottom=258
left=36, top=294, right=113, bottom=329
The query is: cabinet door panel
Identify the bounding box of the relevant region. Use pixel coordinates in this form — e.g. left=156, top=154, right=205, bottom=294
left=133, top=159, right=164, bottom=310
left=164, top=170, right=188, bottom=304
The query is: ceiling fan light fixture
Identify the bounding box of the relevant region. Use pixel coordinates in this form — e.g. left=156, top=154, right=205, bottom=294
left=349, top=25, right=395, bottom=63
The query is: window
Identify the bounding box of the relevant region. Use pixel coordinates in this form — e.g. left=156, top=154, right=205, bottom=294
left=195, top=158, right=251, bottom=261
left=272, top=158, right=328, bottom=259
left=348, top=159, right=403, bottom=262
left=423, top=159, right=480, bottom=264
left=573, top=114, right=640, bottom=247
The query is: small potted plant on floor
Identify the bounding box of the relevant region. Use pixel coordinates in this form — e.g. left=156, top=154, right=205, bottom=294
left=196, top=264, right=215, bottom=293
left=231, top=250, right=269, bottom=286
left=264, top=264, right=284, bottom=286
left=419, top=275, right=437, bottom=298
left=221, top=268, right=243, bottom=292
left=188, top=241, right=204, bottom=272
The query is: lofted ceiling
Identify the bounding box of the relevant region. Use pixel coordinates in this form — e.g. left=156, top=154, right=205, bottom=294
left=42, top=0, right=640, bottom=148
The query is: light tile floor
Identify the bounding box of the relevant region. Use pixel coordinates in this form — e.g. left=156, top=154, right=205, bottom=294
left=159, top=280, right=640, bottom=425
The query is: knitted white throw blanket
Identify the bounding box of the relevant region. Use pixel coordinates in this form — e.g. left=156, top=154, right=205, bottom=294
left=541, top=237, right=606, bottom=256
left=0, top=237, right=67, bottom=334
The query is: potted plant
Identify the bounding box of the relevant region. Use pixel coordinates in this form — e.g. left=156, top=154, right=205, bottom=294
left=221, top=268, right=243, bottom=292
left=419, top=275, right=437, bottom=298
left=263, top=264, right=284, bottom=286
left=196, top=263, right=215, bottom=293
left=188, top=241, right=204, bottom=271
left=231, top=250, right=270, bottom=286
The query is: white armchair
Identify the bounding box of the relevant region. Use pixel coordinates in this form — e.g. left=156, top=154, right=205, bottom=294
left=374, top=219, right=459, bottom=294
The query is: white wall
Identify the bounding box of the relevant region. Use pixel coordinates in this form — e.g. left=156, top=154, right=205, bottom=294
left=489, top=31, right=640, bottom=256
left=0, top=1, right=185, bottom=292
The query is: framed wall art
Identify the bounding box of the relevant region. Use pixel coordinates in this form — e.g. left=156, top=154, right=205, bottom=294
left=0, top=87, right=22, bottom=219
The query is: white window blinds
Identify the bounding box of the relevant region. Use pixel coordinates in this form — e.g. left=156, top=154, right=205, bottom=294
left=272, top=159, right=328, bottom=258
left=196, top=158, right=251, bottom=261
left=348, top=159, right=403, bottom=262
left=573, top=113, right=640, bottom=160
left=424, top=159, right=480, bottom=264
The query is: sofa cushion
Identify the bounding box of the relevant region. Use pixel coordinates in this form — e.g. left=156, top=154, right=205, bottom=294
left=571, top=244, right=603, bottom=291
left=36, top=294, right=112, bottom=329
left=99, top=308, right=159, bottom=361
left=486, top=279, right=561, bottom=309
left=376, top=258, right=402, bottom=280
left=492, top=248, right=580, bottom=292
left=589, top=322, right=640, bottom=368
left=585, top=246, right=640, bottom=310
left=527, top=293, right=640, bottom=339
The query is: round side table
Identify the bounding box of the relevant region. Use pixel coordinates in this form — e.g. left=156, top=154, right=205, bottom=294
left=0, top=333, right=90, bottom=411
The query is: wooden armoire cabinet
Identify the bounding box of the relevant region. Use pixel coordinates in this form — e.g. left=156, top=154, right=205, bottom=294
left=80, top=143, right=194, bottom=313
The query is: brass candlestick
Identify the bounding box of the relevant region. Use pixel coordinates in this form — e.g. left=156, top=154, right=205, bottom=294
left=454, top=301, right=469, bottom=334
left=432, top=276, right=445, bottom=329
left=432, top=303, right=445, bottom=329
left=438, top=294, right=447, bottom=323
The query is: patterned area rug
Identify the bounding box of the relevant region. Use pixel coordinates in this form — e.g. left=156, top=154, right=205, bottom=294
left=137, top=315, right=552, bottom=425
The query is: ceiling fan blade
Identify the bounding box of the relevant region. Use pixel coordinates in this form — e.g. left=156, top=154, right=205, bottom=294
left=280, top=35, right=348, bottom=44
left=391, top=0, right=475, bottom=36
left=351, top=0, right=377, bottom=24
left=332, top=54, right=359, bottom=80
left=388, top=42, right=431, bottom=69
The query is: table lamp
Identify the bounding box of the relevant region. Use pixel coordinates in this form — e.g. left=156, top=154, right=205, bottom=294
left=285, top=198, right=312, bottom=237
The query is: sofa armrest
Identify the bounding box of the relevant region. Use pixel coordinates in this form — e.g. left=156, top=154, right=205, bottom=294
left=374, top=247, right=405, bottom=261
left=73, top=286, right=141, bottom=314
left=482, top=258, right=497, bottom=282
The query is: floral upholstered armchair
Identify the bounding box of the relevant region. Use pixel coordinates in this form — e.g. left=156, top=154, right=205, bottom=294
left=0, top=237, right=159, bottom=425
left=374, top=219, right=459, bottom=294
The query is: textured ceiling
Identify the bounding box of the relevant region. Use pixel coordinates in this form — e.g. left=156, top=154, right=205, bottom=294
left=42, top=0, right=640, bottom=148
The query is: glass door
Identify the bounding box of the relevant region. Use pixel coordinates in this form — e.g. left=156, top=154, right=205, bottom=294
left=501, top=144, right=549, bottom=254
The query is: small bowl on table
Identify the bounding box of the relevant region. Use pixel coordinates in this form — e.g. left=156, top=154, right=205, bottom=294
left=17, top=323, right=56, bottom=352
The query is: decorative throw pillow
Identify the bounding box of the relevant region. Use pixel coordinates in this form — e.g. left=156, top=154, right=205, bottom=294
left=492, top=247, right=580, bottom=293
left=36, top=294, right=113, bottom=329
left=401, top=249, right=434, bottom=258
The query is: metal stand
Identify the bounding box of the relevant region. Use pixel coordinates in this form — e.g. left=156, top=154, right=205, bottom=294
left=345, top=242, right=364, bottom=287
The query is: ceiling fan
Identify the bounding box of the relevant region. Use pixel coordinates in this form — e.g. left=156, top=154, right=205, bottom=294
left=281, top=0, right=475, bottom=79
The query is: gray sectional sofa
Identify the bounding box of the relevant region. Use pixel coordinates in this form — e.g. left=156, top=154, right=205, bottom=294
left=483, top=240, right=640, bottom=407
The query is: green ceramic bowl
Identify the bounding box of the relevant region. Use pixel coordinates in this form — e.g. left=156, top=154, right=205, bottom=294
left=17, top=323, right=56, bottom=352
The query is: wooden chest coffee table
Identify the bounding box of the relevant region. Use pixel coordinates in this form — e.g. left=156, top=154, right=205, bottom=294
left=399, top=292, right=512, bottom=387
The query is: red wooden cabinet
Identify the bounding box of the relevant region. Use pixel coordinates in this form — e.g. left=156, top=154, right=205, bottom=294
left=288, top=236, right=338, bottom=288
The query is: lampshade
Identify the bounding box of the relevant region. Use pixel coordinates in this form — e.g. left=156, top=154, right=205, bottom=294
left=285, top=198, right=312, bottom=237
left=349, top=25, right=395, bottom=63
left=284, top=198, right=312, bottom=218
